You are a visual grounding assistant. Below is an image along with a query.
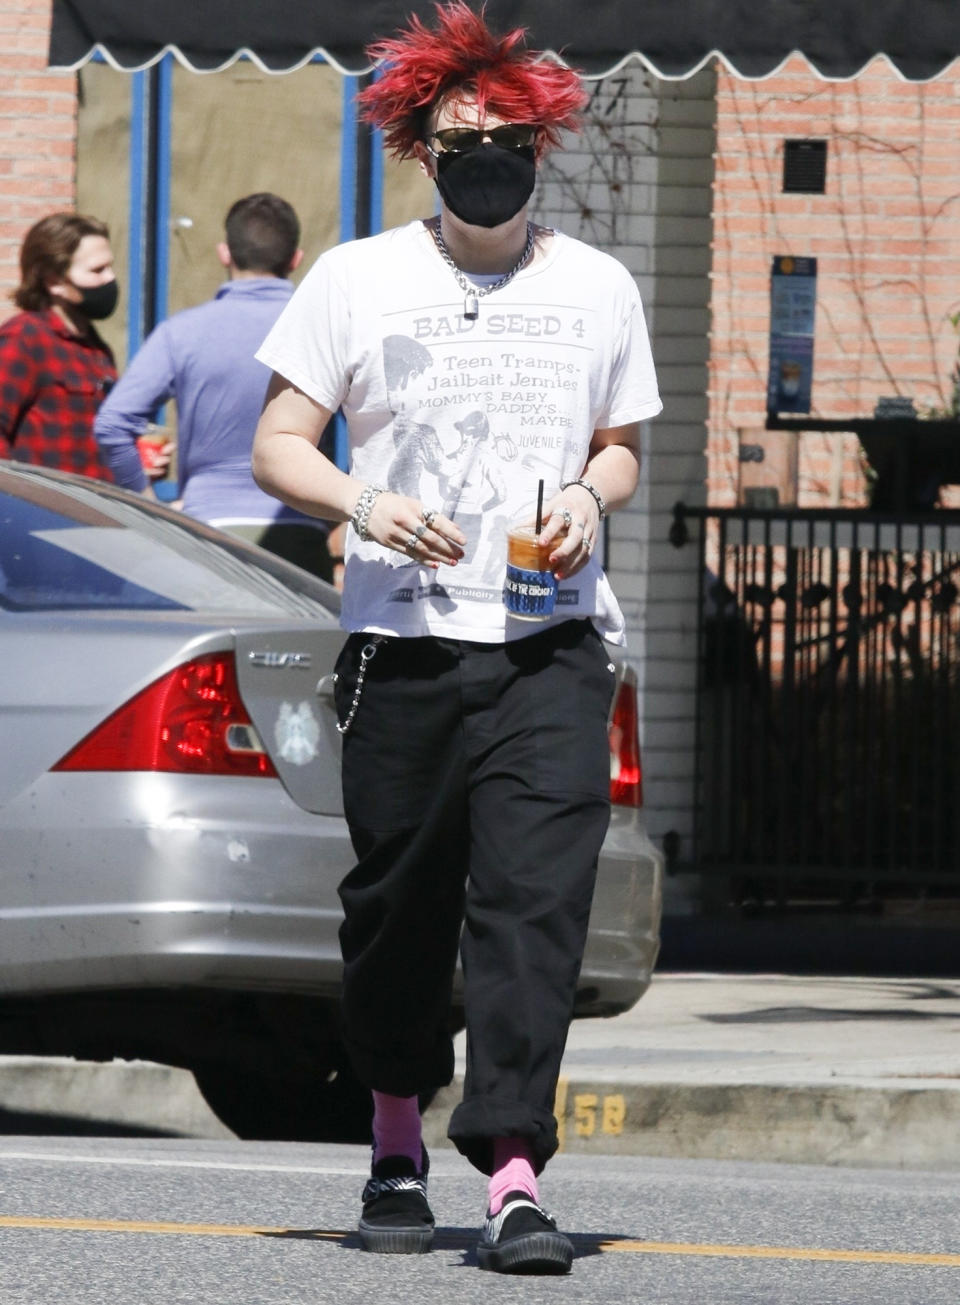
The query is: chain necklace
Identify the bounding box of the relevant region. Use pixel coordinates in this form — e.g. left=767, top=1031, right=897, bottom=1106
left=429, top=220, right=535, bottom=321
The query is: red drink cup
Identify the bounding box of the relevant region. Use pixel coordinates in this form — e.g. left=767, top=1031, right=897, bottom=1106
left=137, top=432, right=170, bottom=475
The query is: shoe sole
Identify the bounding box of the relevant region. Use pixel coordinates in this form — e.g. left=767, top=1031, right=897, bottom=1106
left=477, top=1231, right=574, bottom=1274
left=358, top=1220, right=435, bottom=1254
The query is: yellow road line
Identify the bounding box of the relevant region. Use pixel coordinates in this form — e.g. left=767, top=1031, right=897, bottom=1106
left=0, top=1216, right=332, bottom=1239
left=0, top=1215, right=957, bottom=1266
left=597, top=1239, right=960, bottom=1267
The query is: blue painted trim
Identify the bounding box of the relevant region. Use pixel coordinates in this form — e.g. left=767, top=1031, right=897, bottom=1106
left=369, top=66, right=384, bottom=235
left=127, top=71, right=148, bottom=359
left=336, top=77, right=359, bottom=471
left=370, top=121, right=383, bottom=235
left=340, top=78, right=358, bottom=246
left=153, top=54, right=174, bottom=325
left=334, top=412, right=349, bottom=471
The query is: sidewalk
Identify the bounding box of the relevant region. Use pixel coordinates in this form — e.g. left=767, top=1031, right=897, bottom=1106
left=423, top=972, right=960, bottom=1169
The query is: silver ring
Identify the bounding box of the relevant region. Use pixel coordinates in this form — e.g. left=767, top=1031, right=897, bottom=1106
left=584, top=534, right=594, bottom=550
left=560, top=508, right=573, bottom=529
left=405, top=534, right=419, bottom=551
left=422, top=508, right=437, bottom=527
left=414, top=522, right=429, bottom=540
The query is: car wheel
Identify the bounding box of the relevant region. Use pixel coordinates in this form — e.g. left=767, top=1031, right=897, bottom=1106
left=193, top=1051, right=373, bottom=1143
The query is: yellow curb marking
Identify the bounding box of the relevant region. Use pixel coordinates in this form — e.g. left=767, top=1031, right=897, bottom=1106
left=553, top=1078, right=626, bottom=1145
left=0, top=1216, right=957, bottom=1266
left=554, top=1075, right=568, bottom=1151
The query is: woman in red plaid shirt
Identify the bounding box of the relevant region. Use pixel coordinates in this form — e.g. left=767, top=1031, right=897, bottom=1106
left=0, top=213, right=119, bottom=480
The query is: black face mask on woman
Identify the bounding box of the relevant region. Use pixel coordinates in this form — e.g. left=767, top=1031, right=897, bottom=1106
left=434, top=143, right=536, bottom=229
left=72, top=279, right=119, bottom=321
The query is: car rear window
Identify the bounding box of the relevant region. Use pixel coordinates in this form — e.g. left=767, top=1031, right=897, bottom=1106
left=0, top=473, right=339, bottom=620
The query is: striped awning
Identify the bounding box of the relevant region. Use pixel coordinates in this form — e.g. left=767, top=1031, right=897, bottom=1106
left=49, top=0, right=960, bottom=81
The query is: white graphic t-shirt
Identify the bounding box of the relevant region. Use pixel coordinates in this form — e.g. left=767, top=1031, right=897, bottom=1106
left=256, top=221, right=662, bottom=645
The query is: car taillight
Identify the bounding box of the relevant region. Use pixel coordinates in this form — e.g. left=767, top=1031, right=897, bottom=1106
left=609, top=677, right=643, bottom=807
left=52, top=652, right=277, bottom=778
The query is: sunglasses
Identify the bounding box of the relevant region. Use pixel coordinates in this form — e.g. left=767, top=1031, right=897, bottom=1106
left=427, top=123, right=538, bottom=155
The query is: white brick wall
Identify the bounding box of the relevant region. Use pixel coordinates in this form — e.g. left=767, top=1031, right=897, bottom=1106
left=533, top=66, right=716, bottom=861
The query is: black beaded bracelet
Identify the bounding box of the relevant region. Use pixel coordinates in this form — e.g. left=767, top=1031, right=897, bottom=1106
left=560, top=477, right=606, bottom=520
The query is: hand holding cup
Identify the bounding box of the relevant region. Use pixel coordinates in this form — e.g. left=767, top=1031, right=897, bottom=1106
left=136, top=429, right=174, bottom=480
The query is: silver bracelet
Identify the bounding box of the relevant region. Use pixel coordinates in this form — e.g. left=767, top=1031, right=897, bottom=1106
left=561, top=477, right=606, bottom=520
left=349, top=484, right=386, bottom=542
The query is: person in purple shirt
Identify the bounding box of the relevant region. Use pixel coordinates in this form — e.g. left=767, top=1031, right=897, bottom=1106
left=95, top=192, right=333, bottom=581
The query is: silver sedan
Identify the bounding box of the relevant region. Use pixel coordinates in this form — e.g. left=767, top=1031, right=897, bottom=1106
left=0, top=463, right=662, bottom=1138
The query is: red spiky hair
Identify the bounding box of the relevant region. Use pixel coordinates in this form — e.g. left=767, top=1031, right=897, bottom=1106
left=358, top=1, right=587, bottom=159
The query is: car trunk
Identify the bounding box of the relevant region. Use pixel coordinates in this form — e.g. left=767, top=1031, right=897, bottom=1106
left=233, top=626, right=346, bottom=816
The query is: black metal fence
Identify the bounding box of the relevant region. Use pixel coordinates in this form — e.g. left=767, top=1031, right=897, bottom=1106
left=671, top=503, right=960, bottom=900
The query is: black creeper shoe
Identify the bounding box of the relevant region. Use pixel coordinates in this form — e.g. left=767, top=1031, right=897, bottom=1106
left=476, top=1190, right=574, bottom=1274
left=358, top=1149, right=435, bottom=1254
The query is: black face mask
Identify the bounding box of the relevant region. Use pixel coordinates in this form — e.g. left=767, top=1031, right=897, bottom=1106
left=434, top=143, right=536, bottom=229
left=72, top=279, right=119, bottom=321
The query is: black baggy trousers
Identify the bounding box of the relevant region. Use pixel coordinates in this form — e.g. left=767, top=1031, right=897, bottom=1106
left=333, top=617, right=615, bottom=1175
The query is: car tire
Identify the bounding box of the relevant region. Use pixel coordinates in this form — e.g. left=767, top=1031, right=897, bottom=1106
left=193, top=1052, right=374, bottom=1143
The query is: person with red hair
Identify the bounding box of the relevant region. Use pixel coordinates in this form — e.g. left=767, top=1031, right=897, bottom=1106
left=253, top=1, right=661, bottom=1274
left=357, top=0, right=587, bottom=159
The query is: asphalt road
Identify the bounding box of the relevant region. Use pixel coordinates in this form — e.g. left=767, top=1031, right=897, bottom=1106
left=0, top=1139, right=957, bottom=1304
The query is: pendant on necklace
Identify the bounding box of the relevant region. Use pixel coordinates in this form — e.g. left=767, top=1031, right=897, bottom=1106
left=464, top=291, right=479, bottom=320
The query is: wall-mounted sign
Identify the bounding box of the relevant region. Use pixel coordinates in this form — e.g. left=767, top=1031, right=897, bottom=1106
left=766, top=255, right=817, bottom=414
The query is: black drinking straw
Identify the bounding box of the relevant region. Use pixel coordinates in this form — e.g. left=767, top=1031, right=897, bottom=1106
left=535, top=479, right=544, bottom=534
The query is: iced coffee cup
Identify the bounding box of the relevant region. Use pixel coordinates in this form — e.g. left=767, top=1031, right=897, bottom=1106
left=503, top=523, right=558, bottom=621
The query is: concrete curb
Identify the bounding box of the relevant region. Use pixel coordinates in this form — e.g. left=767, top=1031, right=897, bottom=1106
left=0, top=1057, right=232, bottom=1140
left=3, top=975, right=959, bottom=1168
left=421, top=1076, right=960, bottom=1170
left=4, top=1057, right=959, bottom=1169
left=3, top=1055, right=960, bottom=1170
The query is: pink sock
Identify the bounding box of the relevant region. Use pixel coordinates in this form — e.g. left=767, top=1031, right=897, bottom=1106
left=371, top=1091, right=422, bottom=1169
left=488, top=1136, right=538, bottom=1214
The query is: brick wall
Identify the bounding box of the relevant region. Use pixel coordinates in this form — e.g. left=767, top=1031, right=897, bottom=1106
left=709, top=58, right=960, bottom=507
left=0, top=0, right=77, bottom=317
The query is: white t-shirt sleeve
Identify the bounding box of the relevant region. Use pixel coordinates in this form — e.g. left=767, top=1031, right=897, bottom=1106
left=255, top=253, right=351, bottom=413
left=595, top=277, right=663, bottom=429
